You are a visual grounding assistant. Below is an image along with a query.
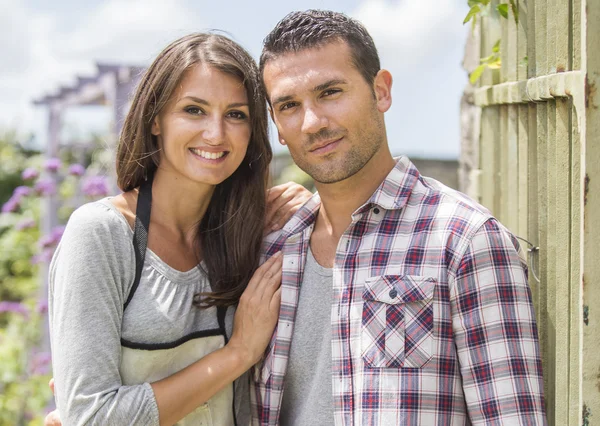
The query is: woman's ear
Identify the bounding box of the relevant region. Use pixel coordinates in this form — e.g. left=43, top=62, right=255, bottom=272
left=151, top=116, right=161, bottom=136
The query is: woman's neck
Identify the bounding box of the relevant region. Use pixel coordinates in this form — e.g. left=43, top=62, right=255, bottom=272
left=149, top=167, right=215, bottom=241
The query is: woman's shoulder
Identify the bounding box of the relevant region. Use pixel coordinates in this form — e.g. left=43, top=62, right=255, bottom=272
left=65, top=197, right=133, bottom=242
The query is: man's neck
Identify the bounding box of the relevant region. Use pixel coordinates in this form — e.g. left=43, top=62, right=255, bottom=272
left=314, top=150, right=396, bottom=237
left=309, top=149, right=396, bottom=268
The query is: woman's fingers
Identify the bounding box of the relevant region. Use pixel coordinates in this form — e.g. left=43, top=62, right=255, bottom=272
left=265, top=184, right=291, bottom=226
left=253, top=254, right=283, bottom=301
left=265, top=183, right=312, bottom=232
left=270, top=287, right=282, bottom=313
left=245, top=252, right=281, bottom=292
left=44, top=410, right=61, bottom=426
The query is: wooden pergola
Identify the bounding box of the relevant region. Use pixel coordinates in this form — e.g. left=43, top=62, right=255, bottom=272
left=33, top=62, right=145, bottom=355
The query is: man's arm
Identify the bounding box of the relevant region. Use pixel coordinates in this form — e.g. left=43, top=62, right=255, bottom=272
left=450, top=218, right=547, bottom=425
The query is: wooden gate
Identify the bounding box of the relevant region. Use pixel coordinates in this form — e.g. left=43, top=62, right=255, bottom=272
left=462, top=1, right=600, bottom=424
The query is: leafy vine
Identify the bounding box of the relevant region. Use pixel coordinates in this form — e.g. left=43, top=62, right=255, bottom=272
left=464, top=0, right=519, bottom=83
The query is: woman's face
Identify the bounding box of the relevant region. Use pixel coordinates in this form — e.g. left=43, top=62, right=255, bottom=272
left=152, top=63, right=252, bottom=187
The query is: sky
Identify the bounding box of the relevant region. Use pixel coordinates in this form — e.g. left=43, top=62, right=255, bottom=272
left=1, top=0, right=470, bottom=159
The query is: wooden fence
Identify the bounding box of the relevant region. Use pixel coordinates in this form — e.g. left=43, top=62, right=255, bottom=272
left=461, top=1, right=600, bottom=424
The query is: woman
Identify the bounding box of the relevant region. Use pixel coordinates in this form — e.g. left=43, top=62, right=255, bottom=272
left=48, top=33, right=309, bottom=425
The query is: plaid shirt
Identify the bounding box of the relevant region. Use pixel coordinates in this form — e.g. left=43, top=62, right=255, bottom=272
left=251, top=157, right=546, bottom=425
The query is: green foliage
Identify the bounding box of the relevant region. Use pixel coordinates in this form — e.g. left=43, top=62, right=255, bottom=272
left=470, top=39, right=502, bottom=84
left=0, top=129, right=108, bottom=424
left=464, top=1, right=519, bottom=84
left=276, top=163, right=315, bottom=192
left=463, top=5, right=481, bottom=25
left=0, top=133, right=39, bottom=205
left=509, top=0, right=519, bottom=23
left=0, top=312, right=52, bottom=426
left=496, top=3, right=509, bottom=19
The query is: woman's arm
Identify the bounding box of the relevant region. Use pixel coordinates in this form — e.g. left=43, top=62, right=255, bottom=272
left=50, top=203, right=158, bottom=425
left=50, top=202, right=282, bottom=426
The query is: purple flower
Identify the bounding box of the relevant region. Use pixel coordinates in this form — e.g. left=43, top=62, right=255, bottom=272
left=45, top=158, right=62, bottom=173
left=36, top=299, right=48, bottom=314
left=39, top=227, right=64, bottom=248
left=30, top=351, right=52, bottom=375
left=13, top=186, right=32, bottom=197
left=31, top=249, right=54, bottom=264
left=1, top=195, right=20, bottom=213
left=34, top=179, right=57, bottom=196
left=22, top=168, right=39, bottom=180
left=38, top=235, right=55, bottom=248
left=15, top=218, right=36, bottom=231
left=68, top=163, right=86, bottom=177
left=82, top=175, right=110, bottom=197
left=0, top=301, right=29, bottom=318
left=50, top=225, right=65, bottom=243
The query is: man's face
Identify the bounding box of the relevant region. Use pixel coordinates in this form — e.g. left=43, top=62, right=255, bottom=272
left=263, top=40, right=392, bottom=184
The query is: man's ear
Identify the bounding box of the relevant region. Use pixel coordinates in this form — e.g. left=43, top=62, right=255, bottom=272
left=277, top=130, right=287, bottom=146
left=373, top=69, right=393, bottom=113
left=268, top=104, right=275, bottom=123
left=151, top=116, right=161, bottom=136
left=268, top=105, right=287, bottom=146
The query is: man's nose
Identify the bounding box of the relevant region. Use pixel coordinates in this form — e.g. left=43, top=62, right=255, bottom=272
left=300, top=106, right=328, bottom=135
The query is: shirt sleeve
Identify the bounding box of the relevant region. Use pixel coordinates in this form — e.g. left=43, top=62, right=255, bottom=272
left=449, top=218, right=547, bottom=425
left=48, top=202, right=160, bottom=426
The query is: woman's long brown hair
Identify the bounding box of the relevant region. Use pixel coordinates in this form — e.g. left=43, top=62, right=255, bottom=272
left=116, top=33, right=272, bottom=307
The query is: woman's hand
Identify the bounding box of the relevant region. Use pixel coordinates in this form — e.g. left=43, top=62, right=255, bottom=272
left=44, top=379, right=61, bottom=426
left=227, top=252, right=283, bottom=366
left=265, top=182, right=312, bottom=232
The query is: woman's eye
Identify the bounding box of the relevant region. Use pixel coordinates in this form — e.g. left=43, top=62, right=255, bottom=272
left=184, top=106, right=203, bottom=115
left=228, top=110, right=248, bottom=120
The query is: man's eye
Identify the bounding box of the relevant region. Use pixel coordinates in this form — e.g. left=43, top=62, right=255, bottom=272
left=322, top=89, right=341, bottom=97
left=228, top=111, right=248, bottom=120
left=184, top=106, right=203, bottom=115
left=280, top=102, right=298, bottom=111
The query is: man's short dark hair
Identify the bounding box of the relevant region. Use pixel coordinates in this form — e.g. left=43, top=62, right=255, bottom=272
left=260, top=10, right=381, bottom=89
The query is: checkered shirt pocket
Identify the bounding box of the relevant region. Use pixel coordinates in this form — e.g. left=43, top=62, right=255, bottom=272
left=361, top=275, right=435, bottom=368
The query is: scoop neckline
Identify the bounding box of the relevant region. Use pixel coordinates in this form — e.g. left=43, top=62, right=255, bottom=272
left=97, top=197, right=206, bottom=282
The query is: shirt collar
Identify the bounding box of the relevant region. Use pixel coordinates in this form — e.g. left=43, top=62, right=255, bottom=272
left=355, top=156, right=420, bottom=214
left=279, top=156, right=420, bottom=236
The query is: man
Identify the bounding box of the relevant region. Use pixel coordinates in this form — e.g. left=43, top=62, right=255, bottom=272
left=254, top=10, right=546, bottom=425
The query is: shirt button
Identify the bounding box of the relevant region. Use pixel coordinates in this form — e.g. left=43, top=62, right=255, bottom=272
left=389, top=288, right=398, bottom=299
left=373, top=207, right=380, bottom=214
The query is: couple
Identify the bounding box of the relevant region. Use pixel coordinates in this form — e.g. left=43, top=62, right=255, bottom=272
left=47, top=10, right=547, bottom=426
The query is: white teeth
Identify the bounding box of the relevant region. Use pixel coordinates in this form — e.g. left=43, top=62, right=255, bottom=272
left=190, top=149, right=226, bottom=160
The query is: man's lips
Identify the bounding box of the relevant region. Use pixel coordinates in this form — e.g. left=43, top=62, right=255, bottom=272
left=309, top=137, right=344, bottom=154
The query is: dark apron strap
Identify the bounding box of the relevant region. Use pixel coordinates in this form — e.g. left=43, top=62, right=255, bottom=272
left=216, top=306, right=228, bottom=343
left=124, top=174, right=153, bottom=310
left=217, top=305, right=238, bottom=425
left=121, top=173, right=238, bottom=425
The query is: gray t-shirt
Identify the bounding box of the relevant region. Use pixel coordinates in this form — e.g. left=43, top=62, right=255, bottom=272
left=280, top=246, right=333, bottom=425
left=48, top=199, right=249, bottom=425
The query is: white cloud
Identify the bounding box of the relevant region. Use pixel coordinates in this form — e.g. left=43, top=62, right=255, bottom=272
left=0, top=0, right=201, bottom=141
left=352, top=0, right=468, bottom=68
left=349, top=0, right=470, bottom=158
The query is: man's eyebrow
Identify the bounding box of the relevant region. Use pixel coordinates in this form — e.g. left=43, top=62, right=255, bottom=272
left=312, top=79, right=347, bottom=93
left=271, top=79, right=348, bottom=106
left=179, top=96, right=248, bottom=108
left=272, top=94, right=294, bottom=107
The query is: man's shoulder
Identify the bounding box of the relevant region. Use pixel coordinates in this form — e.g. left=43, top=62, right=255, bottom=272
left=407, top=174, right=494, bottom=237
left=260, top=192, right=321, bottom=257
